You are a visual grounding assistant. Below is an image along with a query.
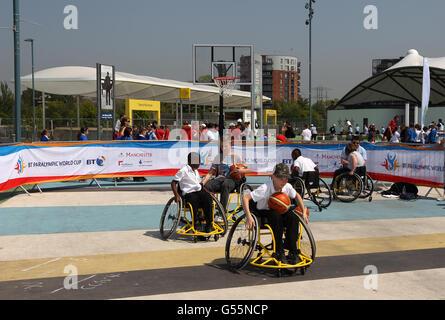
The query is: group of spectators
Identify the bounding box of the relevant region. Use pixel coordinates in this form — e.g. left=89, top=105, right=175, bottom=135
left=328, top=116, right=444, bottom=144
left=113, top=114, right=170, bottom=141
left=381, top=116, right=443, bottom=144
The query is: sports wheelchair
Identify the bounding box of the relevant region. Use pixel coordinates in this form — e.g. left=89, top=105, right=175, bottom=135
left=290, top=171, right=332, bottom=212
left=225, top=185, right=316, bottom=277
left=332, top=166, right=374, bottom=203
left=159, top=185, right=228, bottom=242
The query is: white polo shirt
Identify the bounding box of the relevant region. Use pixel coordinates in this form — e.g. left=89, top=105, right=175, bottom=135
left=293, top=156, right=317, bottom=177
left=173, top=165, right=202, bottom=196
left=250, top=180, right=297, bottom=210
left=302, top=128, right=312, bottom=141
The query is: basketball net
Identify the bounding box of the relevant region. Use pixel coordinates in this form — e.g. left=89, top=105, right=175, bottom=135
left=213, top=76, right=238, bottom=98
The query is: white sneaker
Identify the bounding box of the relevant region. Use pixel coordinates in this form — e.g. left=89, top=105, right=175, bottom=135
left=437, top=196, right=445, bottom=201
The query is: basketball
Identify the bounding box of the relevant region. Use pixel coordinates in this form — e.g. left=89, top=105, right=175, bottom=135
left=294, top=206, right=310, bottom=217
left=268, top=192, right=291, bottom=214
left=230, top=163, right=246, bottom=180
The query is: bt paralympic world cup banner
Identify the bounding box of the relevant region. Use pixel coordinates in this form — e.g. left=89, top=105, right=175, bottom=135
left=2, top=141, right=444, bottom=192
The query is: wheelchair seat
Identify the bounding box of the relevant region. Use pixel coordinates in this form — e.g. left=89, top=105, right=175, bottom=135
left=302, top=171, right=319, bottom=190
left=354, top=166, right=367, bottom=179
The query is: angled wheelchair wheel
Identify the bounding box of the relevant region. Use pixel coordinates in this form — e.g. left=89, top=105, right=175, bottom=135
left=296, top=214, right=316, bottom=264
left=310, top=178, right=332, bottom=209
left=160, top=197, right=181, bottom=240
left=359, top=174, right=374, bottom=200
left=225, top=213, right=258, bottom=270
left=209, top=192, right=228, bottom=237
left=333, top=173, right=363, bottom=203
left=292, top=178, right=305, bottom=199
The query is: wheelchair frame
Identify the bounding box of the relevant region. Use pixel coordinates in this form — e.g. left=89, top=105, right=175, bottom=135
left=291, top=175, right=332, bottom=211
left=225, top=186, right=316, bottom=277
left=160, top=191, right=228, bottom=242
left=333, top=170, right=374, bottom=203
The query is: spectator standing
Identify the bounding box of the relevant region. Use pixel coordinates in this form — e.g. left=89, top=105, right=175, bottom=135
left=146, top=125, right=157, bottom=140
left=310, top=124, right=317, bottom=141
left=118, top=127, right=133, bottom=140
left=114, top=114, right=126, bottom=140
left=329, top=124, right=336, bottom=140
left=137, top=128, right=148, bottom=140
left=301, top=124, right=312, bottom=141
left=77, top=127, right=88, bottom=141
left=182, top=121, right=191, bottom=140
left=428, top=124, right=438, bottom=144
left=385, top=115, right=399, bottom=141
left=155, top=126, right=165, bottom=140
left=407, top=123, right=416, bottom=143
left=40, top=129, right=50, bottom=142
left=390, top=126, right=400, bottom=143
left=164, top=125, right=170, bottom=140
left=414, top=124, right=422, bottom=143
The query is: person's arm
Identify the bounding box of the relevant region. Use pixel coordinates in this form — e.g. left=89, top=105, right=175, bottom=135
left=242, top=193, right=256, bottom=230
left=171, top=180, right=181, bottom=203
left=202, top=169, right=214, bottom=185
left=349, top=155, right=357, bottom=175
left=293, top=192, right=308, bottom=224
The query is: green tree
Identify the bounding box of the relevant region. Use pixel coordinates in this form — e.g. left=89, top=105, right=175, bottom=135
left=0, top=81, right=14, bottom=118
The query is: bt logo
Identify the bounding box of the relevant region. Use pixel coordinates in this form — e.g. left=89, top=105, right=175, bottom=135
left=86, top=156, right=106, bottom=166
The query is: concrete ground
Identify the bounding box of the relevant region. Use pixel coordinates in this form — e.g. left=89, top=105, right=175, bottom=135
left=0, top=177, right=444, bottom=300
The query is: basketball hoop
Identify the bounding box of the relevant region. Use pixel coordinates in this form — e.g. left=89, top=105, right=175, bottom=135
left=213, top=76, right=238, bottom=98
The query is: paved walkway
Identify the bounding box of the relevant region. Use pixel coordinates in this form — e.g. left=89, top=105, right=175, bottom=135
left=0, top=178, right=444, bottom=300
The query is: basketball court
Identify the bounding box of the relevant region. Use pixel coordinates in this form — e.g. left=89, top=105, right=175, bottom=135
left=0, top=177, right=444, bottom=300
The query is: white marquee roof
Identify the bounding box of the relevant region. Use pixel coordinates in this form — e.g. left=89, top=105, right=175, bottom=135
left=20, top=66, right=270, bottom=108
left=335, top=49, right=445, bottom=108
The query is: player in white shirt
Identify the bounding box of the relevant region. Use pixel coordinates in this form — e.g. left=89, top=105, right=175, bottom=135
left=301, top=124, right=312, bottom=141
left=242, top=164, right=308, bottom=264
left=171, top=152, right=214, bottom=234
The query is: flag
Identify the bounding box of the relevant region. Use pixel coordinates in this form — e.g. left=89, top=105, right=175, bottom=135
left=421, top=58, right=430, bottom=129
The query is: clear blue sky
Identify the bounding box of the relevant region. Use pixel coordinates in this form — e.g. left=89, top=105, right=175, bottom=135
left=1, top=0, right=444, bottom=100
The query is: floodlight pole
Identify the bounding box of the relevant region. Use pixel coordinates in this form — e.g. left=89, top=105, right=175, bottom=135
left=305, top=0, right=315, bottom=127
left=13, top=0, right=21, bottom=142
left=25, top=38, right=35, bottom=141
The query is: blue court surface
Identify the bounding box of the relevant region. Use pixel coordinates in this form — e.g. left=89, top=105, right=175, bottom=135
left=1, top=176, right=444, bottom=236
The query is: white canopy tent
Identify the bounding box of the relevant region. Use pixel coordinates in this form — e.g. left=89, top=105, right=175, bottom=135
left=20, top=66, right=270, bottom=108
left=335, top=49, right=445, bottom=108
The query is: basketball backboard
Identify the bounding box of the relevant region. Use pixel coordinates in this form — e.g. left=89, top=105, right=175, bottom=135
left=192, top=44, right=253, bottom=85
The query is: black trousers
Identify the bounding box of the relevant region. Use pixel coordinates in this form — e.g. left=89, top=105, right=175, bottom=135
left=251, top=200, right=299, bottom=255
left=205, top=176, right=243, bottom=211
left=184, top=190, right=213, bottom=228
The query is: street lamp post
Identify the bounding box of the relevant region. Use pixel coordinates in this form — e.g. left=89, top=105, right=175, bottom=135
left=305, top=0, right=315, bottom=127
left=25, top=38, right=36, bottom=141
left=13, top=0, right=21, bottom=142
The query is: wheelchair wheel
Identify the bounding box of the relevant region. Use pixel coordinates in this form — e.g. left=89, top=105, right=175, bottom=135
left=333, top=173, right=363, bottom=203
left=292, top=178, right=305, bottom=199
left=209, top=193, right=228, bottom=237
left=225, top=213, right=258, bottom=270
left=160, top=197, right=181, bottom=240
left=359, top=174, right=374, bottom=200
left=295, top=213, right=316, bottom=265
left=310, top=178, right=332, bottom=209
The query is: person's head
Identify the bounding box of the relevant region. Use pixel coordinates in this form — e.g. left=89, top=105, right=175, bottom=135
left=187, top=152, right=200, bottom=170
left=140, top=128, right=147, bottom=135
left=351, top=136, right=360, bottom=146
left=409, top=123, right=414, bottom=128
left=423, top=126, right=428, bottom=132
left=41, top=129, right=48, bottom=137
left=121, top=117, right=130, bottom=126
left=271, top=163, right=290, bottom=191
left=80, top=127, right=88, bottom=134
left=291, top=148, right=302, bottom=161
left=304, top=124, right=309, bottom=129
left=345, top=142, right=356, bottom=155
